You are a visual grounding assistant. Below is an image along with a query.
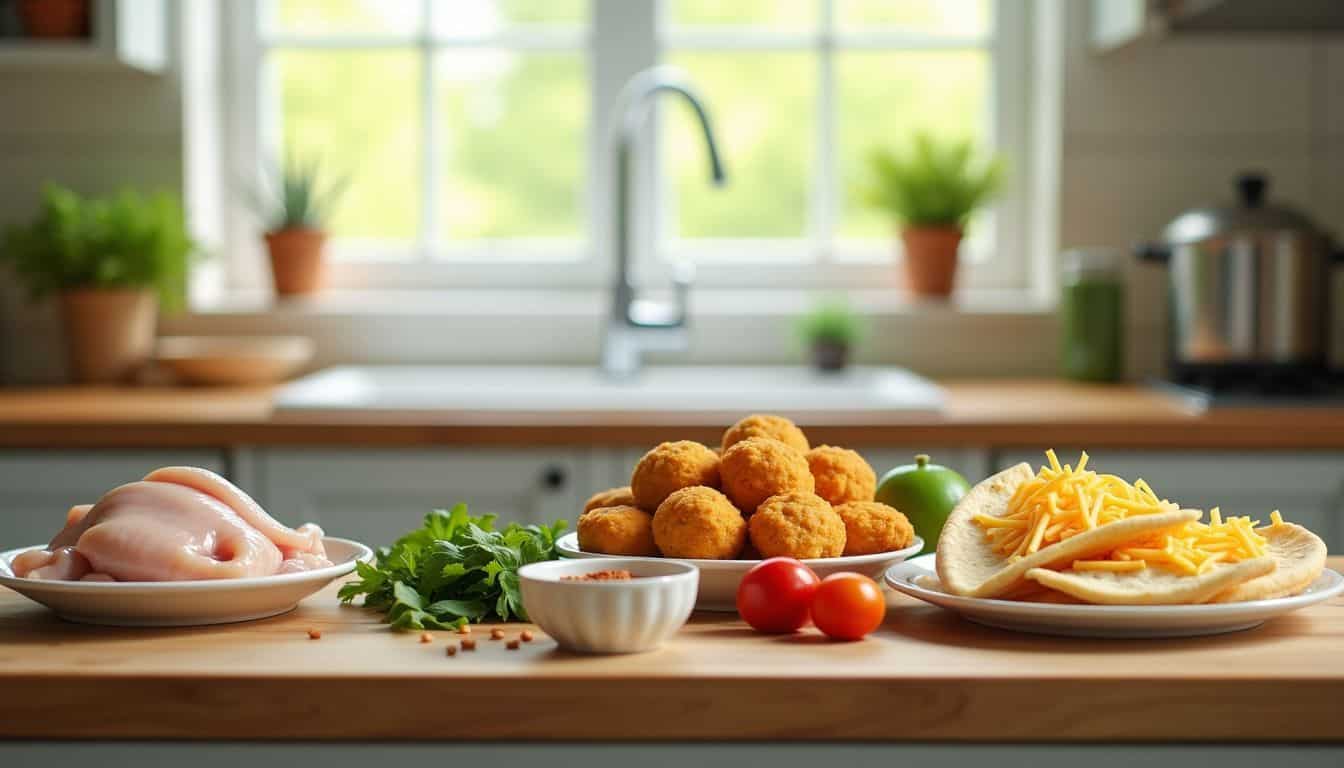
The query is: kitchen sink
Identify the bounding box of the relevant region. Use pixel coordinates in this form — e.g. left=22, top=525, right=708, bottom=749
left=274, top=365, right=944, bottom=424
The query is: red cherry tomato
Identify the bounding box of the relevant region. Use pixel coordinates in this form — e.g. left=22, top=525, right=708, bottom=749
left=810, top=572, right=886, bottom=641
left=736, top=557, right=821, bottom=633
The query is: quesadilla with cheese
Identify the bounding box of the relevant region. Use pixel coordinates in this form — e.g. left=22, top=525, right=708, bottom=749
left=937, top=451, right=1327, bottom=605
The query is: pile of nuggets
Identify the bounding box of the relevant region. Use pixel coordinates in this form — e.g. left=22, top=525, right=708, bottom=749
left=577, top=414, right=915, bottom=560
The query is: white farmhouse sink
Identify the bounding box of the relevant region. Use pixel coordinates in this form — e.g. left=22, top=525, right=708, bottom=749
left=274, top=365, right=944, bottom=424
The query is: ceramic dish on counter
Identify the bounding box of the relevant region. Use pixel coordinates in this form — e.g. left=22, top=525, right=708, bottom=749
left=557, top=532, right=922, bottom=611
left=886, top=554, right=1344, bottom=639
left=155, top=335, right=314, bottom=386
left=0, top=537, right=371, bottom=627
left=518, top=558, right=698, bottom=653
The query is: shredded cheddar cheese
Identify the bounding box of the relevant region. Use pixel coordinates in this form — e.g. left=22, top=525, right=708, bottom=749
left=975, top=451, right=1280, bottom=576
left=973, top=450, right=1181, bottom=560
left=1113, top=507, right=1270, bottom=576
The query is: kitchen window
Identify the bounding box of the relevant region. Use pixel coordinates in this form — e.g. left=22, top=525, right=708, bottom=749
left=222, top=0, right=1034, bottom=294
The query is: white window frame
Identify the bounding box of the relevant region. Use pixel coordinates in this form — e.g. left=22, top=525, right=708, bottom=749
left=219, top=0, right=1034, bottom=295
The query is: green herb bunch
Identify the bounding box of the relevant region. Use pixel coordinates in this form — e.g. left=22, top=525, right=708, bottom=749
left=250, top=153, right=349, bottom=232
left=858, top=132, right=1004, bottom=230
left=1, top=184, right=192, bottom=310
left=338, top=504, right=567, bottom=631
left=794, top=296, right=866, bottom=348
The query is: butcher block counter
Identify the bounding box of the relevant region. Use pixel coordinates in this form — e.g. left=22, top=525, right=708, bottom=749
left=1, top=379, right=1344, bottom=449
left=2, top=560, right=1343, bottom=743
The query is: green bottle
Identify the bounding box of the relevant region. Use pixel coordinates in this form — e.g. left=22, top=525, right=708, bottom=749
left=1060, top=248, right=1125, bottom=382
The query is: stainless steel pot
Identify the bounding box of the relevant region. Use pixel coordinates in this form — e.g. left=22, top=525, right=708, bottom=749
left=1138, top=173, right=1342, bottom=381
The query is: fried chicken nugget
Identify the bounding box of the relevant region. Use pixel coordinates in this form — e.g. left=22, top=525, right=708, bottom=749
left=833, top=501, right=914, bottom=556
left=577, top=505, right=658, bottom=556
left=583, top=486, right=637, bottom=514
left=806, top=446, right=876, bottom=506
left=631, top=441, right=720, bottom=510
left=719, top=437, right=815, bottom=514
left=652, top=486, right=746, bottom=559
left=721, top=414, right=810, bottom=454
left=749, top=492, right=845, bottom=559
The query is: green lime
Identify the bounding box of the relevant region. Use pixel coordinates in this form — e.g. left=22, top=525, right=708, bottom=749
left=875, top=454, right=970, bottom=555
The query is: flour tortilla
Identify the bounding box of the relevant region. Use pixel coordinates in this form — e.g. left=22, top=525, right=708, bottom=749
left=935, top=463, right=1200, bottom=599
left=1024, top=557, right=1275, bottom=605
left=1210, top=522, right=1326, bottom=603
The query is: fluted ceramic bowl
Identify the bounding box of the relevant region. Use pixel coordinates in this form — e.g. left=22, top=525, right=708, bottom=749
left=518, top=558, right=698, bottom=654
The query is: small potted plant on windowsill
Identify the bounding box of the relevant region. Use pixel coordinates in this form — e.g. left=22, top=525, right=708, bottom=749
left=251, top=155, right=348, bottom=298
left=795, top=297, right=866, bottom=373
left=858, top=133, right=1004, bottom=299
left=1, top=185, right=191, bottom=383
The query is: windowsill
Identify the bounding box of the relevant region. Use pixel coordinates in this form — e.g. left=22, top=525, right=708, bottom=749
left=161, top=287, right=1061, bottom=377
left=183, top=287, right=1057, bottom=320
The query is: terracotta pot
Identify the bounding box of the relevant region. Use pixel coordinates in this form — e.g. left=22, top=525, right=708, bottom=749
left=900, top=226, right=963, bottom=298
left=810, top=340, right=850, bottom=372
left=60, top=288, right=157, bottom=383
left=19, top=0, right=89, bottom=39
left=265, top=228, right=327, bottom=297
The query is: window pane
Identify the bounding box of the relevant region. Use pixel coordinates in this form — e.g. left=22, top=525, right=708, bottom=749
left=837, top=0, right=990, bottom=37
left=836, top=50, right=989, bottom=238
left=274, top=51, right=421, bottom=240
left=267, top=0, right=421, bottom=37
left=437, top=51, right=587, bottom=240
left=664, top=53, right=815, bottom=239
left=432, top=0, right=588, bottom=36
left=667, top=0, right=816, bottom=31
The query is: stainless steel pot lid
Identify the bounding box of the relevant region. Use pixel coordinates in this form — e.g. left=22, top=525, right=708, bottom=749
left=1160, top=173, right=1318, bottom=245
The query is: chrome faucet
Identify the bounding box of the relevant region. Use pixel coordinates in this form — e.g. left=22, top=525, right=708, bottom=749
left=601, top=66, right=726, bottom=379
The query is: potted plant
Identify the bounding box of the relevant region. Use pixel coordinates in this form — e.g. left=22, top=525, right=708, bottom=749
left=251, top=155, right=348, bottom=297
left=858, top=133, right=1004, bottom=298
left=794, top=297, right=866, bottom=373
left=18, top=0, right=89, bottom=39
left=1, top=185, right=191, bottom=383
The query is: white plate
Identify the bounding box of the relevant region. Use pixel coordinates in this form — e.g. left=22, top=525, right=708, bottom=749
left=557, top=531, right=923, bottom=611
left=885, top=554, right=1344, bottom=639
left=0, top=537, right=372, bottom=627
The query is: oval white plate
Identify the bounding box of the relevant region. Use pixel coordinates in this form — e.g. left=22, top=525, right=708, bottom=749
left=0, top=537, right=372, bottom=627
left=557, top=531, right=922, bottom=611
left=885, top=553, right=1344, bottom=639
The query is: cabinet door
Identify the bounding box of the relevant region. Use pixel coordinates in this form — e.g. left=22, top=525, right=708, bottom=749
left=995, top=450, right=1344, bottom=551
left=0, top=450, right=226, bottom=548
left=256, top=449, right=589, bottom=546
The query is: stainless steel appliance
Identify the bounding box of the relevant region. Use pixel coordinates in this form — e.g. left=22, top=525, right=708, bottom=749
left=1138, top=173, right=1343, bottom=387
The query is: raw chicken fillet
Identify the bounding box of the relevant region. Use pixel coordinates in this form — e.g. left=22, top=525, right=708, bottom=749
left=11, top=467, right=331, bottom=582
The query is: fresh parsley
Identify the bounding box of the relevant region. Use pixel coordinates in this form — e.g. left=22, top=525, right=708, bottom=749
left=338, top=504, right=567, bottom=631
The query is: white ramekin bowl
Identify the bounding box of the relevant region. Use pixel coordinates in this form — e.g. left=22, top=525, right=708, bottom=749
left=518, top=558, right=698, bottom=654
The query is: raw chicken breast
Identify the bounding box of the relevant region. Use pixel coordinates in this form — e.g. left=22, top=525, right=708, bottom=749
left=11, top=467, right=332, bottom=582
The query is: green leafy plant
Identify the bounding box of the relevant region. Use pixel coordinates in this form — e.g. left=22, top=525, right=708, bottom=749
left=338, top=504, right=567, bottom=631
left=249, top=153, right=349, bottom=232
left=0, top=185, right=192, bottom=310
left=794, top=296, right=866, bottom=348
left=858, top=133, right=1004, bottom=230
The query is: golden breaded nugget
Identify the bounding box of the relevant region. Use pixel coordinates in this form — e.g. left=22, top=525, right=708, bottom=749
left=721, top=414, right=809, bottom=454
left=807, top=446, right=876, bottom=506
left=833, top=501, right=914, bottom=556
left=577, top=505, right=658, bottom=556
left=631, top=441, right=720, bottom=510
left=653, top=486, right=746, bottom=559
left=749, top=492, right=845, bottom=559
left=720, top=437, right=814, bottom=514
left=583, top=486, right=637, bottom=514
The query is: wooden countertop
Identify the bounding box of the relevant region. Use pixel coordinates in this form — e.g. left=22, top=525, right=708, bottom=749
left=2, top=558, right=1342, bottom=742
left=0, top=380, right=1342, bottom=449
